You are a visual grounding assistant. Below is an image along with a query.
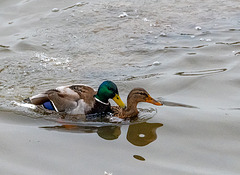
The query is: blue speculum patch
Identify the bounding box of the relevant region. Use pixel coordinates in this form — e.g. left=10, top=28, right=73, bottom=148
left=43, top=101, right=55, bottom=110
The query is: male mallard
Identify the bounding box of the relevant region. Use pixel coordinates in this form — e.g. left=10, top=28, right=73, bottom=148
left=111, top=88, right=162, bottom=119
left=24, top=81, right=125, bottom=115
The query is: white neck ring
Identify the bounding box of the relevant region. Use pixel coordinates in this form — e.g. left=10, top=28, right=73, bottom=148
left=95, top=97, right=109, bottom=105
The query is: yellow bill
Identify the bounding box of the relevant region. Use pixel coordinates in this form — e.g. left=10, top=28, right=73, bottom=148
left=112, top=94, right=126, bottom=108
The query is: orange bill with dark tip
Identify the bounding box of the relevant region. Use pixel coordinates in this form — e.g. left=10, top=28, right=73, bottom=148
left=146, top=96, right=163, bottom=106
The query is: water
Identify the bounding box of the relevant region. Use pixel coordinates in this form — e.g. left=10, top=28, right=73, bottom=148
left=1, top=0, right=240, bottom=174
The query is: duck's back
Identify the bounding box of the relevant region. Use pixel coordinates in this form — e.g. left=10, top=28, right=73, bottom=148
left=27, top=84, right=96, bottom=114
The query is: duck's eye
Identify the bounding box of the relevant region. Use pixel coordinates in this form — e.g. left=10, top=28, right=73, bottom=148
left=108, top=87, right=114, bottom=92
left=138, top=92, right=148, bottom=97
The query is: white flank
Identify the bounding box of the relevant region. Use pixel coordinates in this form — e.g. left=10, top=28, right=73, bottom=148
left=68, top=99, right=92, bottom=115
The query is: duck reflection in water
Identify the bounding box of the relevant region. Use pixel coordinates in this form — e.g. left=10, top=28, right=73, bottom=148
left=127, top=122, right=163, bottom=146
left=41, top=121, right=163, bottom=146
left=41, top=124, right=121, bottom=140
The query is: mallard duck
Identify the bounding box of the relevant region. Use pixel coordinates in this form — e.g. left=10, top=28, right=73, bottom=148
left=24, top=80, right=125, bottom=115
left=111, top=88, right=162, bottom=119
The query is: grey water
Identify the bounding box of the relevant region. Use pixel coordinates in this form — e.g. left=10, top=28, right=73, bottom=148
left=1, top=0, right=240, bottom=174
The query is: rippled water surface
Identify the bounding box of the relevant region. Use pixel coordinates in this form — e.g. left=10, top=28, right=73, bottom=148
left=1, top=0, right=240, bottom=174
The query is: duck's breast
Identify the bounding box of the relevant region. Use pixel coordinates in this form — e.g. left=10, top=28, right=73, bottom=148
left=67, top=99, right=94, bottom=115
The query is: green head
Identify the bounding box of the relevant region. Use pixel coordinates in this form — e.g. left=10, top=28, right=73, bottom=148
left=95, top=80, right=125, bottom=108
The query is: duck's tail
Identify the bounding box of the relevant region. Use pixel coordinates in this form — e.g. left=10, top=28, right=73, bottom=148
left=23, top=97, right=31, bottom=103
left=12, top=101, right=37, bottom=109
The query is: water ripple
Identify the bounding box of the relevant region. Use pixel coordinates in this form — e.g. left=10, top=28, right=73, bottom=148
left=175, top=68, right=227, bottom=76
left=123, top=73, right=162, bottom=81
left=216, top=41, right=240, bottom=45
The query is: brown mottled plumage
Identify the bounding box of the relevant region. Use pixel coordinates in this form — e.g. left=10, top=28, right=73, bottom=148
left=24, top=81, right=125, bottom=115
left=111, top=88, right=162, bottom=119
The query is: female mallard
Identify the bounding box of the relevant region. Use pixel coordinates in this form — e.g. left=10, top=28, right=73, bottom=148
left=24, top=81, right=125, bottom=115
left=111, top=88, right=162, bottom=119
